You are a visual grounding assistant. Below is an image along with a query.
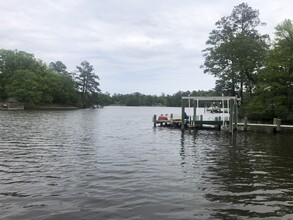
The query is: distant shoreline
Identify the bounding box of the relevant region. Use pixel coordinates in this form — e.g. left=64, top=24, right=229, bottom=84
left=29, top=104, right=79, bottom=110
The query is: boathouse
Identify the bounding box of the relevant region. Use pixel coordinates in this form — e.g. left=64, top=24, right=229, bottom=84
left=0, top=98, right=24, bottom=110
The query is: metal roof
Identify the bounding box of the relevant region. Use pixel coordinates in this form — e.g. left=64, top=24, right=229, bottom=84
left=182, top=96, right=238, bottom=101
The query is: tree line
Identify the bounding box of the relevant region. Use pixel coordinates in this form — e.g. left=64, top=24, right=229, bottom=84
left=201, top=3, right=293, bottom=122
left=106, top=90, right=216, bottom=107
left=0, top=49, right=100, bottom=108
left=1, top=3, right=292, bottom=122
left=0, top=49, right=215, bottom=109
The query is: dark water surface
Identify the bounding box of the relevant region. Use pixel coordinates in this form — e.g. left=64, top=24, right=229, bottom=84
left=1, top=107, right=293, bottom=220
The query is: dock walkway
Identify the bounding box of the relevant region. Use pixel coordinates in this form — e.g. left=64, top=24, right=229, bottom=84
left=153, top=115, right=293, bottom=133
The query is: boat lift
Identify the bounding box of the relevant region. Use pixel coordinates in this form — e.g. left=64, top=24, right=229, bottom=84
left=181, top=96, right=239, bottom=133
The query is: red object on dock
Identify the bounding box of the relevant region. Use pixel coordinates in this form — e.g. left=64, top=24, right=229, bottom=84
left=158, top=115, right=168, bottom=120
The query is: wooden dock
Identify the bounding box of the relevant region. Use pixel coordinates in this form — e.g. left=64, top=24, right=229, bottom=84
left=237, top=118, right=293, bottom=133
left=153, top=96, right=293, bottom=133
left=153, top=115, right=293, bottom=133
left=153, top=114, right=229, bottom=129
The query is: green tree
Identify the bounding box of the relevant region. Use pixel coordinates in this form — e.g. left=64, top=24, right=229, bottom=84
left=52, top=73, right=79, bottom=105
left=0, top=49, right=41, bottom=101
left=49, top=61, right=79, bottom=105
left=249, top=19, right=293, bottom=120
left=98, top=92, right=112, bottom=106
left=0, top=49, right=79, bottom=106
left=49, top=61, right=68, bottom=75
left=201, top=3, right=268, bottom=103
left=5, top=69, right=42, bottom=104
left=76, top=61, right=100, bottom=107
left=274, top=19, right=293, bottom=111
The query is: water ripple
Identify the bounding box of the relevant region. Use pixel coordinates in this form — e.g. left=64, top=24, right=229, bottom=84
left=1, top=107, right=293, bottom=219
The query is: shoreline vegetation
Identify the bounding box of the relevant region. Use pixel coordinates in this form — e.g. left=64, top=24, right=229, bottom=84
left=1, top=3, right=293, bottom=123
left=33, top=104, right=79, bottom=110
left=0, top=50, right=100, bottom=110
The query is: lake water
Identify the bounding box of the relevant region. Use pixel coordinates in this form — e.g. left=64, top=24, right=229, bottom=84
left=1, top=106, right=293, bottom=220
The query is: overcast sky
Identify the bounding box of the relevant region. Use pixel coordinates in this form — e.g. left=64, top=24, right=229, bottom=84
left=1, top=0, right=292, bottom=95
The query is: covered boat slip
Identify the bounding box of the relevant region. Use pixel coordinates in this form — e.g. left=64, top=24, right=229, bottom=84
left=181, top=96, right=239, bottom=132
left=153, top=96, right=239, bottom=132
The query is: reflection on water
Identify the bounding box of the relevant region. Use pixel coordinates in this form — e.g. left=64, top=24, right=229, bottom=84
left=201, top=133, right=293, bottom=219
left=1, top=107, right=293, bottom=220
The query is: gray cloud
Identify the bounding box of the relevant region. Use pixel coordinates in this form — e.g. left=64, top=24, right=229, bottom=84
left=1, top=0, right=292, bottom=95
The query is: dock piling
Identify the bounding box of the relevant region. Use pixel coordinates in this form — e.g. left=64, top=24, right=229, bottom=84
left=276, top=119, right=281, bottom=132
left=229, top=99, right=233, bottom=133
left=244, top=117, right=248, bottom=131
left=181, top=100, right=185, bottom=131
left=193, top=100, right=197, bottom=127
left=235, top=100, right=238, bottom=131
left=170, top=114, right=174, bottom=125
